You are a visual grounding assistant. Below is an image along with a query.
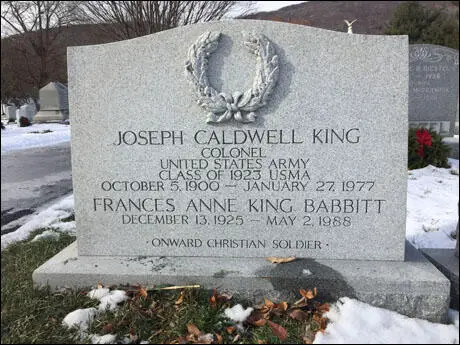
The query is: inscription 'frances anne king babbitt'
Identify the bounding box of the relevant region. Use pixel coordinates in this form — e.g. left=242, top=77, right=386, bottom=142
left=69, top=20, right=408, bottom=260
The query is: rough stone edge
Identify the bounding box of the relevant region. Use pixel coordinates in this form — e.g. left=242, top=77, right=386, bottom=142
left=421, top=248, right=459, bottom=310
left=33, top=240, right=450, bottom=323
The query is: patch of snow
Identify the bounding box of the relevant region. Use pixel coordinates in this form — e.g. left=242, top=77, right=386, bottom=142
left=314, top=297, right=459, bottom=344
left=87, top=287, right=111, bottom=300
left=89, top=334, right=117, bottom=344
left=406, top=160, right=459, bottom=249
left=1, top=122, right=70, bottom=153
left=62, top=308, right=97, bottom=331
left=31, top=229, right=60, bottom=242
left=98, top=290, right=129, bottom=312
left=302, top=268, right=313, bottom=276
left=1, top=194, right=74, bottom=251
left=224, top=304, right=254, bottom=323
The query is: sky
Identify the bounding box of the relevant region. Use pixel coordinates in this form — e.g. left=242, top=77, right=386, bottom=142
left=253, top=1, right=307, bottom=13
left=1, top=122, right=459, bottom=343
left=226, top=1, right=307, bottom=17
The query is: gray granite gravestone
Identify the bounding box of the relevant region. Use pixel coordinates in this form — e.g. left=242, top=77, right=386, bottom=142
left=409, top=44, right=459, bottom=137
left=33, top=82, right=69, bottom=123
left=6, top=105, right=16, bottom=121
left=33, top=20, right=450, bottom=322
left=18, top=103, right=35, bottom=123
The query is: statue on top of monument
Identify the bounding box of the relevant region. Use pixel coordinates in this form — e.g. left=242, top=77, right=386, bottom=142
left=344, top=19, right=357, bottom=34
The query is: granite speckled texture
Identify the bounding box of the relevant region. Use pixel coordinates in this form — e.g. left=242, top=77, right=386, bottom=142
left=68, top=20, right=408, bottom=260
left=33, top=240, right=450, bottom=323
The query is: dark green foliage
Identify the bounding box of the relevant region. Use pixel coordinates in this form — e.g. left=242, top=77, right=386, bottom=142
left=408, top=127, right=451, bottom=170
left=18, top=116, right=30, bottom=127
left=385, top=1, right=459, bottom=49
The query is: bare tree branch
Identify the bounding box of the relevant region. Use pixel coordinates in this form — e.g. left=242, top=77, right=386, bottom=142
left=1, top=1, right=80, bottom=90
left=77, top=1, right=246, bottom=40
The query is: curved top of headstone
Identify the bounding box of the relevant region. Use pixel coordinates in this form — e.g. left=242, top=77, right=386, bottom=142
left=409, top=44, right=459, bottom=65
left=68, top=19, right=406, bottom=53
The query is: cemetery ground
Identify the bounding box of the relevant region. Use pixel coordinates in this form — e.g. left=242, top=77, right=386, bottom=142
left=1, top=122, right=459, bottom=343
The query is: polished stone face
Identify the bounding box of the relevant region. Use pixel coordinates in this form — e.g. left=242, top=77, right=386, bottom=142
left=409, top=44, right=459, bottom=137
left=69, top=20, right=408, bottom=260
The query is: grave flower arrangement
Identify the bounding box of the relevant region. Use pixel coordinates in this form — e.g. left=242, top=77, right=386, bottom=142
left=19, top=116, right=31, bottom=127
left=408, top=127, right=450, bottom=170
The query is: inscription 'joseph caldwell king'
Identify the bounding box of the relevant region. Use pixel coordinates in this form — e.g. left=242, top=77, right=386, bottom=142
left=112, top=128, right=361, bottom=146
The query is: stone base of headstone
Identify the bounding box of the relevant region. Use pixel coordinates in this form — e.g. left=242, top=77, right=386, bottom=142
left=33, top=240, right=450, bottom=323
left=33, top=110, right=68, bottom=123
left=421, top=248, right=459, bottom=310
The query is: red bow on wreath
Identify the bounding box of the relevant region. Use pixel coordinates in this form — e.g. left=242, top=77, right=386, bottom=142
left=415, top=128, right=432, bottom=158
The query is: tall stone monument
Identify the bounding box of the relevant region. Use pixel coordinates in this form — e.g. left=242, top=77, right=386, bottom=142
left=33, top=20, right=450, bottom=322
left=33, top=82, right=69, bottom=123
left=409, top=44, right=459, bottom=137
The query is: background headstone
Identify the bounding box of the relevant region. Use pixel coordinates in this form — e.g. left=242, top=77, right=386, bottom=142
left=409, top=44, right=459, bottom=137
left=18, top=103, right=35, bottom=122
left=33, top=82, right=69, bottom=122
left=6, top=105, right=16, bottom=121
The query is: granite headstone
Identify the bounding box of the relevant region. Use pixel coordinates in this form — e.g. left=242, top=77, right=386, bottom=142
left=6, top=105, right=16, bottom=121
left=33, top=82, right=69, bottom=122
left=409, top=44, right=459, bottom=137
left=33, top=20, right=451, bottom=322
left=68, top=21, right=408, bottom=261
left=18, top=103, right=35, bottom=122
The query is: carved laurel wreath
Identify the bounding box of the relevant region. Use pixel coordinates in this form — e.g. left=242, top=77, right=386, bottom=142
left=185, top=31, right=279, bottom=124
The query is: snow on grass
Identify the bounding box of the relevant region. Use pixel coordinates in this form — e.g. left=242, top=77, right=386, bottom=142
left=0, top=194, right=75, bottom=251
left=62, top=287, right=129, bottom=343
left=406, top=159, right=459, bottom=249
left=31, top=229, right=61, bottom=242
left=88, top=334, right=117, bottom=344
left=98, top=290, right=129, bottom=312
left=313, top=297, right=459, bottom=344
left=1, top=122, right=70, bottom=153
left=224, top=304, right=254, bottom=323
left=62, top=308, right=98, bottom=331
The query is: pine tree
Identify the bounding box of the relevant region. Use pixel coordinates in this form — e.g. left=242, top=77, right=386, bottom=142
left=385, top=1, right=459, bottom=50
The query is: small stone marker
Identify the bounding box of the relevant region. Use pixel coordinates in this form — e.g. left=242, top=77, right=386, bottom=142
left=409, top=44, right=459, bottom=137
left=33, top=82, right=69, bottom=123
left=34, top=20, right=451, bottom=322
left=18, top=103, right=35, bottom=122
left=6, top=105, right=16, bottom=121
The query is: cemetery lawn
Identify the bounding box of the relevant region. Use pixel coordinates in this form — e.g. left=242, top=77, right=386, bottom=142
left=1, top=229, right=315, bottom=344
